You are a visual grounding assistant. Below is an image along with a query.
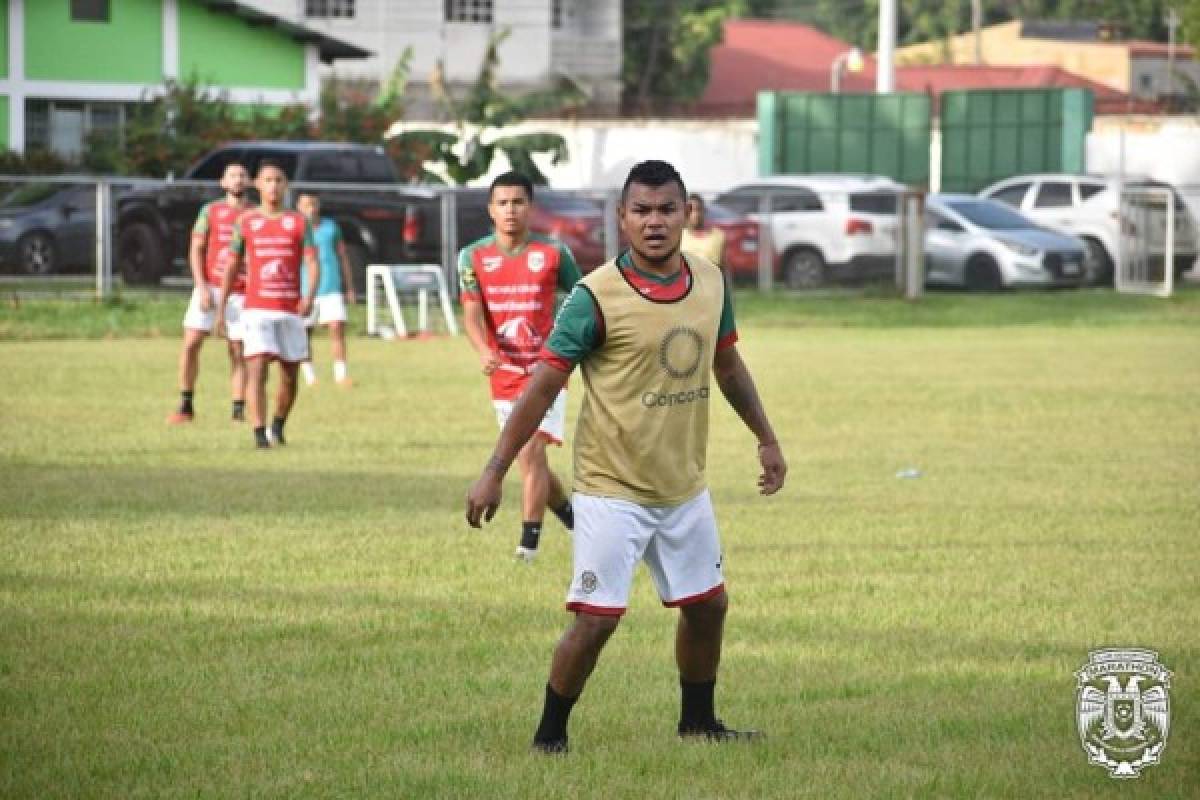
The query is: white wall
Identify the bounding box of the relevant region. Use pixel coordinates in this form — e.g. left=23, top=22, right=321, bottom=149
left=472, top=118, right=760, bottom=192
left=1088, top=120, right=1200, bottom=218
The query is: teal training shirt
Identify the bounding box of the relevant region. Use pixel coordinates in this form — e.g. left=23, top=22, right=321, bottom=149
left=302, top=218, right=343, bottom=297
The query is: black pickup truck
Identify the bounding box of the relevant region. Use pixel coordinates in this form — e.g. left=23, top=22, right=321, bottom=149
left=115, top=141, right=442, bottom=293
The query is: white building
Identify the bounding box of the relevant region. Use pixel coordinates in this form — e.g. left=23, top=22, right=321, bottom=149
left=244, top=0, right=622, bottom=115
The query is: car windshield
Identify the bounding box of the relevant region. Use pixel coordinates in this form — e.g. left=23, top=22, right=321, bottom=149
left=946, top=199, right=1036, bottom=230
left=0, top=183, right=62, bottom=208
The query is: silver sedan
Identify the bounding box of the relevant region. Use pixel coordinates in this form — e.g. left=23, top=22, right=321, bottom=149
left=924, top=194, right=1088, bottom=290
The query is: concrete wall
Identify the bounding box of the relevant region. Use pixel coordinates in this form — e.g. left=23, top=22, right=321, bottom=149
left=1088, top=117, right=1200, bottom=217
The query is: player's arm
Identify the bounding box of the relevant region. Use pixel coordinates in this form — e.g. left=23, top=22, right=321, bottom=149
left=710, top=280, right=785, bottom=495
left=335, top=236, right=356, bottom=304
left=214, top=218, right=244, bottom=334
left=190, top=205, right=211, bottom=310
left=300, top=220, right=319, bottom=317
left=466, top=363, right=569, bottom=527
left=457, top=247, right=500, bottom=374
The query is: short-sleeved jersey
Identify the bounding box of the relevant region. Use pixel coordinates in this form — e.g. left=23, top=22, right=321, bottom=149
left=458, top=232, right=581, bottom=401
left=230, top=209, right=316, bottom=313
left=302, top=218, right=344, bottom=297
left=681, top=226, right=726, bottom=267
left=192, top=199, right=246, bottom=292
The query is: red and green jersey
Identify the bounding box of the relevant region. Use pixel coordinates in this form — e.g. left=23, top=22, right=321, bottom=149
left=542, top=251, right=737, bottom=372
left=458, top=232, right=582, bottom=401
left=229, top=209, right=315, bottom=313
left=192, top=199, right=246, bottom=292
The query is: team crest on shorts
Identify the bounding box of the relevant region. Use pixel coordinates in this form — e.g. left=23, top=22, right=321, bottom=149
left=1076, top=648, right=1171, bottom=779
left=580, top=570, right=598, bottom=594
left=527, top=251, right=546, bottom=273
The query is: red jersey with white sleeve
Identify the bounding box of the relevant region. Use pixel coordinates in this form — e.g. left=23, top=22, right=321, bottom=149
left=193, top=200, right=246, bottom=293
left=230, top=209, right=316, bottom=313
left=457, top=232, right=582, bottom=401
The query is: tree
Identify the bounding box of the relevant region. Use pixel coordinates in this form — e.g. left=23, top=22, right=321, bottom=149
left=622, top=0, right=746, bottom=114
left=388, top=29, right=584, bottom=185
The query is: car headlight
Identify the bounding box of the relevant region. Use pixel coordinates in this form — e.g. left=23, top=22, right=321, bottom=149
left=999, top=238, right=1040, bottom=258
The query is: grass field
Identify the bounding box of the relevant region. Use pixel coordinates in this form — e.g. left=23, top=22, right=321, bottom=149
left=1, top=292, right=1198, bottom=798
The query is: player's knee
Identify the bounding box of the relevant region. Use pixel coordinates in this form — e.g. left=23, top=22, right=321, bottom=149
left=573, top=612, right=620, bottom=646
left=682, top=590, right=728, bottom=625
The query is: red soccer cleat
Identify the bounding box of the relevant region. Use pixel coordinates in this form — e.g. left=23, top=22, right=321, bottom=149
left=166, top=411, right=194, bottom=425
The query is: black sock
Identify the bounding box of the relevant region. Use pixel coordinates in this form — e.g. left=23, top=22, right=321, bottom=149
left=231, top=400, right=245, bottom=420
left=271, top=416, right=285, bottom=435
left=254, top=426, right=269, bottom=447
left=519, top=521, right=542, bottom=551
left=679, top=678, right=717, bottom=730
left=551, top=500, right=574, bottom=531
left=179, top=390, right=194, bottom=414
left=533, top=683, right=578, bottom=744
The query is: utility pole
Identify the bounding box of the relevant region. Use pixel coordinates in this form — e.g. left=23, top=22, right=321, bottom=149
left=877, top=0, right=896, bottom=93
left=972, top=0, right=983, bottom=65
left=1165, top=7, right=1180, bottom=110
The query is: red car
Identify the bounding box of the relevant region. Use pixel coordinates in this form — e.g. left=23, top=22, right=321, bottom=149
left=703, top=201, right=769, bottom=281
left=528, top=191, right=607, bottom=272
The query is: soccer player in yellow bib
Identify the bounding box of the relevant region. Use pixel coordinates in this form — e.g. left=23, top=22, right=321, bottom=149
left=681, top=192, right=726, bottom=267
left=466, top=160, right=787, bottom=754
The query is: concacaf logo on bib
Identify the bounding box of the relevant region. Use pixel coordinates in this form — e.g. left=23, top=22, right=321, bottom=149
left=527, top=251, right=546, bottom=273
left=1076, top=648, right=1171, bottom=779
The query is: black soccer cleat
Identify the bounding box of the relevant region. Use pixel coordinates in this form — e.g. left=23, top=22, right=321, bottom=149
left=678, top=719, right=764, bottom=743
left=531, top=737, right=569, bottom=755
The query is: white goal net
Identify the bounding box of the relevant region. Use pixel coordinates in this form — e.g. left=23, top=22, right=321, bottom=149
left=1117, top=187, right=1176, bottom=297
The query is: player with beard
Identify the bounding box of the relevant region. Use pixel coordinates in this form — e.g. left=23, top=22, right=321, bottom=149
left=167, top=161, right=251, bottom=424
left=216, top=160, right=318, bottom=449
left=458, top=171, right=581, bottom=562
left=466, top=160, right=786, bottom=753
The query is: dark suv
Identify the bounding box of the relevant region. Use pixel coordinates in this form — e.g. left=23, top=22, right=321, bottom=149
left=116, top=141, right=438, bottom=292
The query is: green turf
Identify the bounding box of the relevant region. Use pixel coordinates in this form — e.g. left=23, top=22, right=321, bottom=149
left=1, top=302, right=1197, bottom=797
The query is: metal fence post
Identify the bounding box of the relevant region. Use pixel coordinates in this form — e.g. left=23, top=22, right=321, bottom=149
left=756, top=193, right=773, bottom=292
left=440, top=189, right=458, bottom=298
left=902, top=191, right=925, bottom=300
left=603, top=191, right=620, bottom=262
left=95, top=179, right=113, bottom=300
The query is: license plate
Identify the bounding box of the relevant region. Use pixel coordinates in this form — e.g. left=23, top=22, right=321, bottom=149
left=1062, top=261, right=1081, bottom=275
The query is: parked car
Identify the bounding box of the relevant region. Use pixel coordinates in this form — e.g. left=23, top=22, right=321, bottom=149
left=978, top=173, right=1198, bottom=284
left=924, top=194, right=1087, bottom=290
left=715, top=175, right=905, bottom=289
left=0, top=182, right=96, bottom=275
left=116, top=141, right=437, bottom=292
left=701, top=200, right=765, bottom=281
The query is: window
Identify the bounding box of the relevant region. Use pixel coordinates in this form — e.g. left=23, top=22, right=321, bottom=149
left=714, top=192, right=762, bottom=215
left=242, top=151, right=299, bottom=180
left=304, top=152, right=359, bottom=182
left=771, top=191, right=821, bottom=213
left=71, top=0, right=109, bottom=22
left=850, top=192, right=897, bottom=214
left=191, top=149, right=247, bottom=181
left=445, top=0, right=493, bottom=23
left=1034, top=182, right=1073, bottom=209
left=25, top=99, right=131, bottom=160
left=359, top=152, right=397, bottom=183
left=1079, top=182, right=1106, bottom=201
left=306, top=0, right=355, bottom=18
left=988, top=183, right=1031, bottom=208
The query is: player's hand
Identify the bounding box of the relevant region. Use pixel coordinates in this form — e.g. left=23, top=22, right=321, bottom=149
left=466, top=470, right=503, bottom=528
left=479, top=350, right=502, bottom=375
left=197, top=287, right=213, bottom=313
left=757, top=442, right=786, bottom=495
left=214, top=313, right=226, bottom=339
left=299, top=297, right=314, bottom=318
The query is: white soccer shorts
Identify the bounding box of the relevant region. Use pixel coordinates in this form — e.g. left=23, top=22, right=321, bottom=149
left=565, top=489, right=726, bottom=617
left=493, top=389, right=567, bottom=445
left=305, top=293, right=348, bottom=328
left=182, top=287, right=244, bottom=341
left=241, top=310, right=310, bottom=363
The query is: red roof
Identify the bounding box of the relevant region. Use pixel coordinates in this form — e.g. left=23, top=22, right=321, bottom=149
left=1127, top=40, right=1196, bottom=58
left=695, top=19, right=1156, bottom=116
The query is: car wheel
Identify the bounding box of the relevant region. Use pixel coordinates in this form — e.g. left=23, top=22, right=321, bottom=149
left=783, top=248, right=825, bottom=290
left=116, top=223, right=166, bottom=286
left=18, top=232, right=57, bottom=276
left=1082, top=237, right=1114, bottom=286
left=965, top=254, right=1004, bottom=291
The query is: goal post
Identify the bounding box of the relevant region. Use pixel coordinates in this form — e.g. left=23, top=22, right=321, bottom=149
left=1116, top=187, right=1175, bottom=298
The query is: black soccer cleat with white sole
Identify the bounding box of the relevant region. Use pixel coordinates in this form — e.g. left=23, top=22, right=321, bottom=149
left=531, top=737, right=568, bottom=755
left=678, top=719, right=764, bottom=743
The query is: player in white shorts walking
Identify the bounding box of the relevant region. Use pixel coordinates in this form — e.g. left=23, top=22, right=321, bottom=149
left=296, top=193, right=356, bottom=388
left=216, top=159, right=318, bottom=449
left=467, top=161, right=787, bottom=753
left=167, top=161, right=251, bottom=424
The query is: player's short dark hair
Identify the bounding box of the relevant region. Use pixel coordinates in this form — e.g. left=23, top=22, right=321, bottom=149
left=256, top=158, right=288, bottom=178
left=296, top=190, right=320, bottom=203
left=621, top=160, right=687, bottom=204
left=489, top=171, right=534, bottom=202
left=223, top=161, right=249, bottom=176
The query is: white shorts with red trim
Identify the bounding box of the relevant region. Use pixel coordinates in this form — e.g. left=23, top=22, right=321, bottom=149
left=241, top=310, right=309, bottom=363
left=565, top=489, right=725, bottom=617
left=493, top=389, right=567, bottom=445
left=305, top=293, right=348, bottom=327
left=182, top=287, right=244, bottom=341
